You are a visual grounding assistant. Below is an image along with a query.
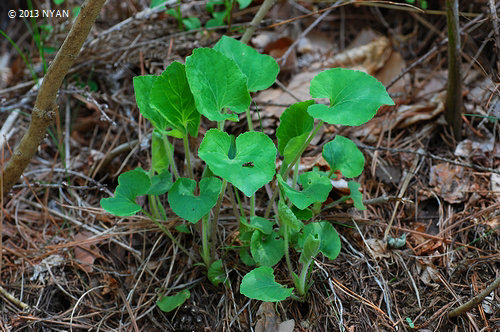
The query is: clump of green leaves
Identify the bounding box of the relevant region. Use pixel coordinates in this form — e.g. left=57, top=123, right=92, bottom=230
left=205, top=0, right=252, bottom=28
left=151, top=0, right=252, bottom=31
left=101, top=35, right=394, bottom=309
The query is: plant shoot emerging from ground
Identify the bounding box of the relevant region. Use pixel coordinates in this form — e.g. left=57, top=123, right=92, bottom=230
left=101, top=35, right=394, bottom=310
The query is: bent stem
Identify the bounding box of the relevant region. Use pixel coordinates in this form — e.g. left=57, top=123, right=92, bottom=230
left=296, top=258, right=313, bottom=298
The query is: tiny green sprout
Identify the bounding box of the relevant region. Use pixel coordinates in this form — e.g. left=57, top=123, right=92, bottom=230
left=387, top=233, right=407, bottom=249
left=405, top=317, right=415, bottom=328
left=157, top=289, right=190, bottom=313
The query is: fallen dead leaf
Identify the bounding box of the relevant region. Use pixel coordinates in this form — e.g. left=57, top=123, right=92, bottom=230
left=323, top=34, right=391, bottom=75
left=74, top=231, right=103, bottom=273
left=263, top=36, right=296, bottom=73
left=101, top=274, right=119, bottom=296
left=364, top=238, right=390, bottom=260
left=429, top=163, right=470, bottom=204
left=416, top=259, right=441, bottom=288
left=296, top=31, right=334, bottom=55
left=455, top=138, right=500, bottom=159
left=375, top=51, right=410, bottom=95
left=255, top=302, right=295, bottom=332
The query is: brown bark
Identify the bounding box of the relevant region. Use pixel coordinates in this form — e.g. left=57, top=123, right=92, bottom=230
left=1, top=0, right=107, bottom=198
left=445, top=0, right=463, bottom=141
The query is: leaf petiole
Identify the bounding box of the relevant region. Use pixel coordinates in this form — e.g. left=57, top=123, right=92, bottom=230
left=244, top=107, right=256, bottom=216
left=210, top=178, right=228, bottom=262
left=182, top=133, right=194, bottom=180
left=162, top=134, right=179, bottom=179
left=200, top=215, right=211, bottom=267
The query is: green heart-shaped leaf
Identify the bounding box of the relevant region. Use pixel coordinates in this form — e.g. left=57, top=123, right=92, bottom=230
left=214, top=36, right=279, bottom=92
left=308, top=68, right=394, bottom=126
left=133, top=75, right=167, bottom=129
left=250, top=230, right=284, bottom=267
left=240, top=266, right=293, bottom=302
left=100, top=169, right=151, bottom=216
left=198, top=129, right=276, bottom=197
left=168, top=177, right=222, bottom=223
left=150, top=61, right=200, bottom=137
left=323, top=135, right=365, bottom=178
left=185, top=48, right=251, bottom=122
left=298, top=222, right=341, bottom=260
left=276, top=100, right=314, bottom=155
left=277, top=172, right=332, bottom=210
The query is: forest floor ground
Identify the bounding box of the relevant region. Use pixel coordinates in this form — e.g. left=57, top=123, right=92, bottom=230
left=0, top=1, right=499, bottom=331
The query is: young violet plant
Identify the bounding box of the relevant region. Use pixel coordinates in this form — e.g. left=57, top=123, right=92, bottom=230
left=152, top=0, right=252, bottom=31
left=100, top=35, right=394, bottom=309
left=205, top=0, right=252, bottom=28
